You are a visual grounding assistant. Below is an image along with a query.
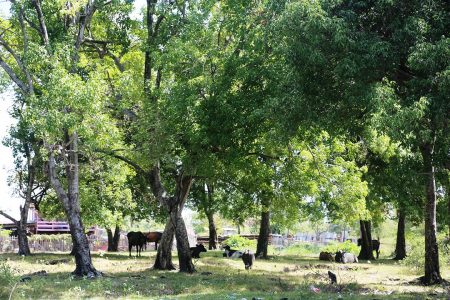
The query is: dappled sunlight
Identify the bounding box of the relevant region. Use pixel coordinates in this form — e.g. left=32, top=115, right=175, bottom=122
left=1, top=250, right=448, bottom=299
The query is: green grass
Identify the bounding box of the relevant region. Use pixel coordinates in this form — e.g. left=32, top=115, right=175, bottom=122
left=1, top=250, right=449, bottom=299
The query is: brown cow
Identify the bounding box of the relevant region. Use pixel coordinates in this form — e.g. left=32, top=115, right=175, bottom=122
left=319, top=251, right=334, bottom=262
left=144, top=232, right=163, bottom=250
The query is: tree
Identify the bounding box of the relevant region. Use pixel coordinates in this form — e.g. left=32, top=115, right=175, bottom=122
left=276, top=0, right=449, bottom=284
left=0, top=119, right=48, bottom=256
left=0, top=0, right=124, bottom=277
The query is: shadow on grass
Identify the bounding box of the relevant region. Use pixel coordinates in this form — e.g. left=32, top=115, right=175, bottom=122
left=7, top=266, right=447, bottom=300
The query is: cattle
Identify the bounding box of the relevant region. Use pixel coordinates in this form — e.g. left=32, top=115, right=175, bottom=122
left=319, top=251, right=334, bottom=262
left=127, top=231, right=147, bottom=257
left=144, top=231, right=163, bottom=250
left=328, top=271, right=337, bottom=284
left=357, top=238, right=380, bottom=259
left=335, top=250, right=358, bottom=263
left=222, top=245, right=244, bottom=258
left=190, top=244, right=207, bottom=258
left=241, top=250, right=255, bottom=270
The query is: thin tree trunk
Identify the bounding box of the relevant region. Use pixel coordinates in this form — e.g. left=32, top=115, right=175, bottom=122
left=256, top=208, right=270, bottom=259
left=206, top=212, right=218, bottom=250
left=17, top=143, right=36, bottom=256
left=420, top=143, right=442, bottom=285
left=47, top=132, right=100, bottom=277
left=107, top=225, right=120, bottom=252
left=358, top=220, right=375, bottom=260
left=393, top=209, right=406, bottom=260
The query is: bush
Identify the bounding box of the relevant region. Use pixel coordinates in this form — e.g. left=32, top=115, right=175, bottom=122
left=401, top=233, right=449, bottom=274
left=0, top=261, right=17, bottom=298
left=321, top=240, right=359, bottom=254
left=281, top=243, right=321, bottom=256
left=29, top=234, right=72, bottom=242
left=222, top=235, right=256, bottom=250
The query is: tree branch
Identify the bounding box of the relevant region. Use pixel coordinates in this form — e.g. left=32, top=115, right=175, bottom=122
left=0, top=55, right=29, bottom=93
left=31, top=0, right=49, bottom=46
left=0, top=210, right=18, bottom=224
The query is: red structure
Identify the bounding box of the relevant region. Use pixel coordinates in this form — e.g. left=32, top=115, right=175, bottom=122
left=0, top=205, right=93, bottom=235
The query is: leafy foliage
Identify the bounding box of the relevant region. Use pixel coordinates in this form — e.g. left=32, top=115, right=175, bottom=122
left=321, top=241, right=359, bottom=255
left=222, top=235, right=256, bottom=250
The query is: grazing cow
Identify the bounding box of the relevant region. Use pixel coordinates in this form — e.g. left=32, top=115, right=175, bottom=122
left=127, top=231, right=147, bottom=257
left=357, top=238, right=380, bottom=259
left=241, top=250, right=255, bottom=270
left=222, top=245, right=244, bottom=258
left=319, top=251, right=334, bottom=262
left=145, top=232, right=163, bottom=250
left=190, top=244, right=207, bottom=258
left=335, top=250, right=358, bottom=263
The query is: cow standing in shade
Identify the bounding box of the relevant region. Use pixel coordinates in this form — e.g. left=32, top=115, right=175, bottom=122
left=127, top=231, right=147, bottom=257
left=145, top=231, right=163, bottom=250
left=357, top=238, right=380, bottom=259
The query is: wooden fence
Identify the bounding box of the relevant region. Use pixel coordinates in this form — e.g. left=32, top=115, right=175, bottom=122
left=0, top=234, right=130, bottom=253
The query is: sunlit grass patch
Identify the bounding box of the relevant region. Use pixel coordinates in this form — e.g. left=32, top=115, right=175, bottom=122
left=0, top=250, right=449, bottom=299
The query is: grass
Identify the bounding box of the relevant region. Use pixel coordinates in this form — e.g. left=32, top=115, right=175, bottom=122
left=0, top=250, right=449, bottom=299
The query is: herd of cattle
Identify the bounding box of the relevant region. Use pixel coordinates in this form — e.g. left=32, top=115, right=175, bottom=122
left=126, top=231, right=380, bottom=270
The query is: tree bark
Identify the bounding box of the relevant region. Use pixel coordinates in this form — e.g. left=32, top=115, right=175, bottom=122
left=393, top=209, right=406, bottom=260
left=358, top=220, right=375, bottom=260
left=47, top=132, right=100, bottom=277
left=107, top=225, right=120, bottom=252
left=153, top=214, right=176, bottom=270
left=256, top=198, right=270, bottom=259
left=206, top=211, right=218, bottom=250
left=420, top=143, right=442, bottom=285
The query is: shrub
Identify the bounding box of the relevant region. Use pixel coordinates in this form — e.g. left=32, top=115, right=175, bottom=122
left=222, top=235, right=256, bottom=250
left=321, top=240, right=359, bottom=254
left=0, top=261, right=17, bottom=298
left=281, top=243, right=321, bottom=256
left=401, top=233, right=449, bottom=274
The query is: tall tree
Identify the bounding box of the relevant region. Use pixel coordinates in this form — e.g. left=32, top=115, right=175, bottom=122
left=277, top=0, right=449, bottom=284
left=0, top=0, right=123, bottom=277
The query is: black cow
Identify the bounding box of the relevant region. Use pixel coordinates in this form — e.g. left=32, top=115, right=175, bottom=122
left=127, top=231, right=147, bottom=257
left=335, top=250, right=358, bottom=263
left=357, top=238, right=380, bottom=259
left=190, top=244, right=207, bottom=258
left=241, top=250, right=255, bottom=270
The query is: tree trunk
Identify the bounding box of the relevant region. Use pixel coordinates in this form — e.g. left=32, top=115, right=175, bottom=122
left=358, top=220, right=375, bottom=260
left=107, top=225, right=120, bottom=252
left=206, top=212, right=218, bottom=250
left=393, top=209, right=406, bottom=260
left=420, top=144, right=442, bottom=285
left=47, top=132, right=100, bottom=277
left=68, top=209, right=99, bottom=277
left=256, top=198, right=270, bottom=259
left=174, top=208, right=195, bottom=272
left=153, top=214, right=176, bottom=270
left=17, top=145, right=36, bottom=256
left=17, top=223, right=31, bottom=256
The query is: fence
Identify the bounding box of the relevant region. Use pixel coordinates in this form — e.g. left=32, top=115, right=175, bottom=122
left=0, top=234, right=130, bottom=253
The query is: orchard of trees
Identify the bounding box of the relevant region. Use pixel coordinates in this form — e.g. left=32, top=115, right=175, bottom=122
left=0, top=0, right=448, bottom=286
